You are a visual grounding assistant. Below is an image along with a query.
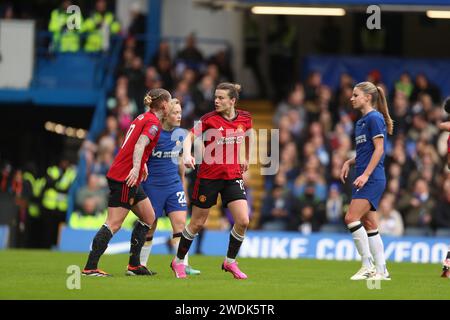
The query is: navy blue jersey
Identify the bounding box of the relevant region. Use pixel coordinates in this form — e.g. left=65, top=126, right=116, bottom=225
left=354, top=110, right=386, bottom=179
left=144, top=128, right=186, bottom=187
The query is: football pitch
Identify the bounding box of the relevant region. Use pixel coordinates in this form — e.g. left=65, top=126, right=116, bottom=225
left=0, top=249, right=449, bottom=300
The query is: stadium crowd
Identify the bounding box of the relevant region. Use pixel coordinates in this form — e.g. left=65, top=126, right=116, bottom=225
left=261, top=72, right=450, bottom=237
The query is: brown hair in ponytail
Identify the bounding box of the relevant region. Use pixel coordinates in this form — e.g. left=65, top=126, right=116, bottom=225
left=375, top=86, right=394, bottom=135
left=355, top=81, right=394, bottom=135
left=216, top=82, right=242, bottom=102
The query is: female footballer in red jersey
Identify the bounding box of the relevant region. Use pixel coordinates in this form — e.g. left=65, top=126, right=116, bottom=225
left=82, top=88, right=171, bottom=277
left=438, top=98, right=450, bottom=278
left=171, top=83, right=252, bottom=279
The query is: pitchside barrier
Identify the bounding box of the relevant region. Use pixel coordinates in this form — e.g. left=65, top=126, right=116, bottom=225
left=59, top=227, right=449, bottom=264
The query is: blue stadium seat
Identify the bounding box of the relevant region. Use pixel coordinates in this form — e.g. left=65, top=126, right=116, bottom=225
left=320, top=223, right=346, bottom=234
left=34, top=53, right=102, bottom=89
left=435, top=228, right=450, bottom=237
left=404, top=227, right=431, bottom=237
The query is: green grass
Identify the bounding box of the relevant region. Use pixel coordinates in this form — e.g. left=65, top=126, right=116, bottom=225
left=0, top=249, right=449, bottom=300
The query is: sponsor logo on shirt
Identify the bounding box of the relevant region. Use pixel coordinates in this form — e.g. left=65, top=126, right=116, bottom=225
left=356, top=134, right=367, bottom=145
left=217, top=136, right=244, bottom=145
left=152, top=150, right=180, bottom=158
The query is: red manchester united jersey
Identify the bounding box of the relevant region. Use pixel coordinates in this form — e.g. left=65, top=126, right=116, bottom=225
left=448, top=135, right=450, bottom=153
left=192, top=109, right=252, bottom=180
left=107, top=111, right=161, bottom=184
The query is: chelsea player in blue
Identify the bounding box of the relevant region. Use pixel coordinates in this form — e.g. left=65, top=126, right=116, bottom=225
left=140, top=99, right=200, bottom=275
left=340, top=82, right=394, bottom=281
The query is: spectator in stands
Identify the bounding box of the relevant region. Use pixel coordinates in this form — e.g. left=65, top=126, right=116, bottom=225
left=97, top=115, right=120, bottom=153
left=176, top=33, right=205, bottom=72
left=76, top=174, right=107, bottom=215
left=410, top=73, right=441, bottom=104
left=293, top=166, right=327, bottom=207
left=144, top=66, right=163, bottom=93
left=377, top=193, right=404, bottom=236
left=1, top=2, right=15, bottom=19
left=173, top=80, right=195, bottom=128
left=304, top=71, right=322, bottom=104
left=260, top=184, right=294, bottom=231
left=127, top=2, right=146, bottom=58
left=48, top=0, right=82, bottom=52
left=432, top=176, right=450, bottom=230
left=391, top=90, right=411, bottom=135
left=155, top=56, right=175, bottom=90
left=151, top=40, right=172, bottom=67
left=325, top=183, right=344, bottom=226
left=394, top=73, right=414, bottom=99
left=120, top=55, right=145, bottom=113
left=274, top=84, right=306, bottom=131
left=192, top=75, right=215, bottom=119
left=83, top=0, right=121, bottom=52
left=208, top=49, right=234, bottom=82
left=398, top=178, right=435, bottom=228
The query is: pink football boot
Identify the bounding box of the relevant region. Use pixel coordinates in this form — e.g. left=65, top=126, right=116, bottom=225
left=222, top=260, right=248, bottom=279
left=170, top=258, right=187, bottom=279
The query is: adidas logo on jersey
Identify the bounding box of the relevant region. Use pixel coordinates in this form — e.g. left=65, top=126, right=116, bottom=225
left=218, top=126, right=224, bottom=131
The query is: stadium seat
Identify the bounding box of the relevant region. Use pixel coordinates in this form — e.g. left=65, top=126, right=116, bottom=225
left=404, top=227, right=431, bottom=237
left=320, top=224, right=346, bottom=234
left=435, top=228, right=450, bottom=237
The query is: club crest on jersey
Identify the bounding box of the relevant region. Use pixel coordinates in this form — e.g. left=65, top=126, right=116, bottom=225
left=149, top=125, right=159, bottom=136
left=236, top=124, right=245, bottom=133
left=199, top=195, right=207, bottom=203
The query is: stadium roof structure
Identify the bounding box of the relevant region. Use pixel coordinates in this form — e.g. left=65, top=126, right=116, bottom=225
left=195, top=0, right=450, bottom=12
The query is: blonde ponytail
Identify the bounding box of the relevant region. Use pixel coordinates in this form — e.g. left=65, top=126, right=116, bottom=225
left=376, top=86, right=394, bottom=135
left=143, top=95, right=152, bottom=108
left=143, top=88, right=171, bottom=110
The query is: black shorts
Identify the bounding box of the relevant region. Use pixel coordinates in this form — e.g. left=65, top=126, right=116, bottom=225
left=191, top=178, right=247, bottom=209
left=107, top=178, right=148, bottom=210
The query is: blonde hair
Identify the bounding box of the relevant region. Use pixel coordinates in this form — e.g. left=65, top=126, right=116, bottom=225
left=169, top=98, right=181, bottom=112
left=143, top=88, right=171, bottom=110
left=355, top=81, right=394, bottom=135
left=162, top=98, right=182, bottom=126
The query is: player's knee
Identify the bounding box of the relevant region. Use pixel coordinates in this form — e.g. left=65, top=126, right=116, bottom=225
left=188, top=220, right=205, bottom=234
left=235, top=216, right=249, bottom=229
left=172, top=222, right=185, bottom=234
left=362, top=219, right=376, bottom=230
left=344, top=213, right=356, bottom=225
left=109, top=223, right=121, bottom=233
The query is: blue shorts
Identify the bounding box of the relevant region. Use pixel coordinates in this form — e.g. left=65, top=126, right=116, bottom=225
left=351, top=178, right=386, bottom=211
left=142, top=184, right=187, bottom=218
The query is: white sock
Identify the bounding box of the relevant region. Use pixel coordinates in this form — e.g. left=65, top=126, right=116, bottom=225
left=172, top=236, right=189, bottom=266
left=226, top=257, right=236, bottom=264
left=367, top=229, right=387, bottom=274
left=140, top=238, right=153, bottom=267
left=347, top=221, right=372, bottom=268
